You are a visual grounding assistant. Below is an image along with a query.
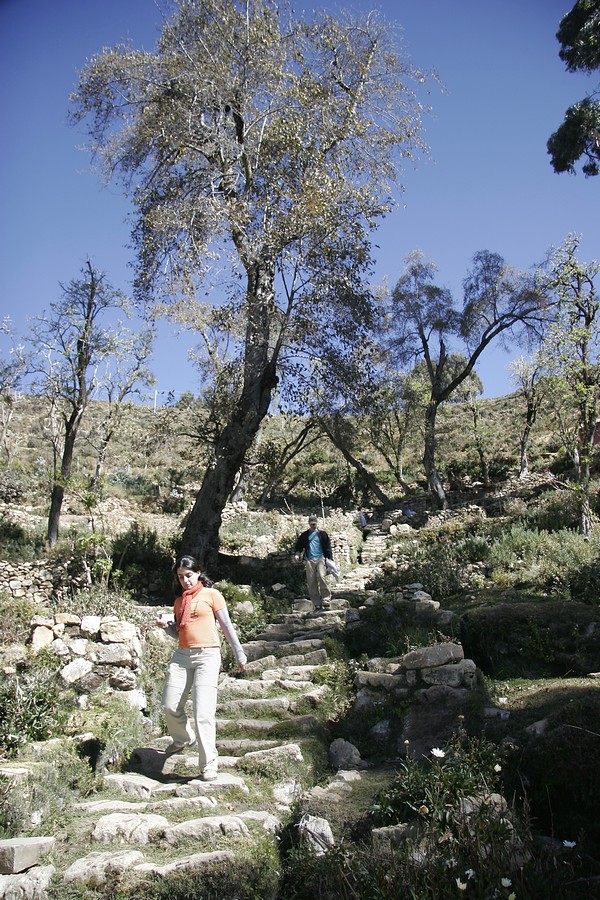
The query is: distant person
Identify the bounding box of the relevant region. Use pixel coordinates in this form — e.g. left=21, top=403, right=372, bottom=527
left=358, top=509, right=369, bottom=529
left=155, top=555, right=247, bottom=782
left=293, top=514, right=333, bottom=609
left=402, top=501, right=416, bottom=518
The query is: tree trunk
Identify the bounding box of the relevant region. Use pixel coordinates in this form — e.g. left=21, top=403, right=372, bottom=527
left=229, top=466, right=249, bottom=503
left=519, top=422, right=531, bottom=478
left=578, top=403, right=596, bottom=537
left=320, top=420, right=394, bottom=509
left=47, top=413, right=82, bottom=546
left=90, top=429, right=113, bottom=492
left=423, top=401, right=448, bottom=509
left=181, top=260, right=278, bottom=569
left=332, top=441, right=394, bottom=508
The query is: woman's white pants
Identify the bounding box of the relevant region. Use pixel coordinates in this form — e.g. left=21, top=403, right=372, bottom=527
left=162, top=646, right=221, bottom=768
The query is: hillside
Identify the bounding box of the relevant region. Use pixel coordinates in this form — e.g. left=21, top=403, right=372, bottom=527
left=1, top=390, right=600, bottom=897
left=0, top=388, right=576, bottom=521
left=1, top=470, right=600, bottom=897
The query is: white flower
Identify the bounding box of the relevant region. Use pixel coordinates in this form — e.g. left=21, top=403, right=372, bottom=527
left=508, top=894, right=516, bottom=900
left=563, top=840, right=576, bottom=848
left=431, top=747, right=446, bottom=758
left=494, top=763, right=502, bottom=772
left=465, top=868, right=475, bottom=880
left=456, top=878, right=467, bottom=891
left=501, top=877, right=512, bottom=887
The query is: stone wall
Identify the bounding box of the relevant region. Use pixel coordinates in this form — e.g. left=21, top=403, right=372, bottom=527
left=1, top=614, right=151, bottom=713
left=0, top=560, right=65, bottom=606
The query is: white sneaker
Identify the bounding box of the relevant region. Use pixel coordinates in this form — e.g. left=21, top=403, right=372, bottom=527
left=201, top=761, right=218, bottom=782
left=164, top=739, right=196, bottom=754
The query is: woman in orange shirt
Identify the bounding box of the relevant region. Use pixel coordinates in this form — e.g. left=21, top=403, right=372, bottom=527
left=156, top=555, right=247, bottom=781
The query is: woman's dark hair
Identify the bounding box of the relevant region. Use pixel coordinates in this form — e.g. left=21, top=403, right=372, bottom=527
left=172, top=554, right=214, bottom=593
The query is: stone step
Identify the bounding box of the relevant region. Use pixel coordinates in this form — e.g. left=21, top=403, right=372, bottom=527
left=217, top=697, right=291, bottom=716
left=216, top=738, right=284, bottom=754
left=217, top=716, right=281, bottom=732
left=243, top=649, right=327, bottom=674
left=219, top=675, right=314, bottom=695
left=217, top=714, right=319, bottom=737
left=241, top=638, right=326, bottom=662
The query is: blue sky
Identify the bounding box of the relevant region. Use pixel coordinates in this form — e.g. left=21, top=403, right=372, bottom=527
left=0, top=0, right=598, bottom=399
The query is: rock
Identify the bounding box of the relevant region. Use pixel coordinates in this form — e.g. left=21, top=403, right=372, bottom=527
left=92, top=813, right=169, bottom=845
left=163, top=815, right=250, bottom=843
left=329, top=738, right=362, bottom=770
left=272, top=779, right=302, bottom=805
left=0, top=837, right=55, bottom=874
left=59, top=658, right=94, bottom=685
left=354, top=671, right=409, bottom=693
left=103, top=773, right=174, bottom=800
left=244, top=743, right=304, bottom=764
left=400, top=643, right=464, bottom=670
left=297, top=814, right=335, bottom=856
left=372, top=823, right=417, bottom=854
left=133, top=850, right=234, bottom=876
left=401, top=685, right=473, bottom=759
left=109, top=667, right=137, bottom=690
left=99, top=621, right=138, bottom=644
left=62, top=850, right=145, bottom=886
left=54, top=613, right=81, bottom=626
left=93, top=644, right=135, bottom=667
left=30, top=626, right=54, bottom=654
left=0, top=864, right=55, bottom=898
left=80, top=616, right=102, bottom=636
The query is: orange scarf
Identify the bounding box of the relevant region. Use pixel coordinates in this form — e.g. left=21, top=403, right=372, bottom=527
left=177, top=580, right=205, bottom=631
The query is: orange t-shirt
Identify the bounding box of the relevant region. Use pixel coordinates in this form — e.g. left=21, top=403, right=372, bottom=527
left=173, top=587, right=226, bottom=649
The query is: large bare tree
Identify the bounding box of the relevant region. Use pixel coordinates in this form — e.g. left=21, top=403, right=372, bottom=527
left=70, top=0, right=430, bottom=567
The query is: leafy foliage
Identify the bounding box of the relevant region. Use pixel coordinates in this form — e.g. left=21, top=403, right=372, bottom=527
left=548, top=0, right=600, bottom=176
left=0, top=665, right=66, bottom=756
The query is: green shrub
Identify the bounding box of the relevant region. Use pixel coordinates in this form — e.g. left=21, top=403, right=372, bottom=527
left=518, top=693, right=600, bottom=856
left=281, top=732, right=573, bottom=900
left=489, top=524, right=600, bottom=594
left=0, top=594, right=44, bottom=644
left=0, top=519, right=46, bottom=563
left=400, top=543, right=464, bottom=601
left=215, top=581, right=269, bottom=645
left=110, top=523, right=172, bottom=591
left=105, top=470, right=158, bottom=500
left=568, top=557, right=600, bottom=606
left=78, top=694, right=149, bottom=772
left=372, top=736, right=499, bottom=826
left=53, top=584, right=146, bottom=623
left=0, top=776, right=25, bottom=837
left=6, top=744, right=95, bottom=838
left=0, top=664, right=67, bottom=756
left=523, top=489, right=579, bottom=532
left=0, top=467, right=26, bottom=502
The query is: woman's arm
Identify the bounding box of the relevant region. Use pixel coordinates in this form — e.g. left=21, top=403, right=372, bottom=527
left=215, top=607, right=247, bottom=669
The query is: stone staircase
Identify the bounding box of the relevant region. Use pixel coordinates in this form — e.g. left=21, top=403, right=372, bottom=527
left=0, top=553, right=390, bottom=897
left=2, top=524, right=485, bottom=898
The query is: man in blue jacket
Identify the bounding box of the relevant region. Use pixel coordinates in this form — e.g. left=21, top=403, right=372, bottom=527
left=293, top=515, right=333, bottom=609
